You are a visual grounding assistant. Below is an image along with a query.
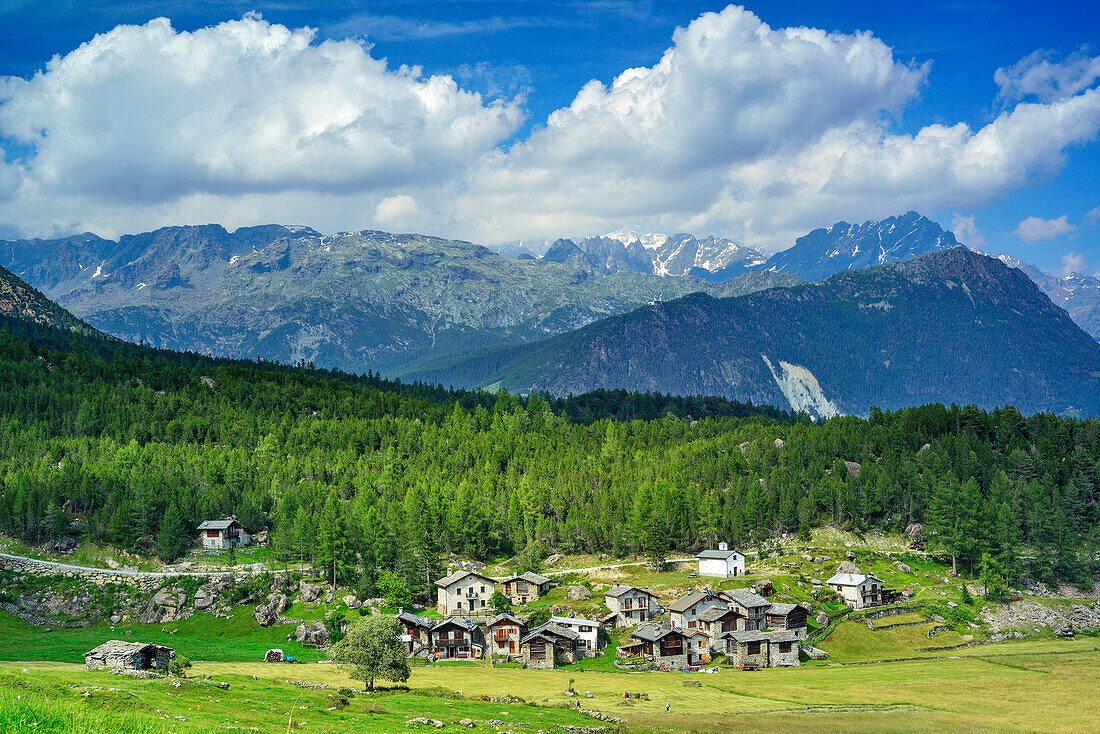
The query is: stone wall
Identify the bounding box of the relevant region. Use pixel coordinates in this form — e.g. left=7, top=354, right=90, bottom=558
left=0, top=552, right=262, bottom=587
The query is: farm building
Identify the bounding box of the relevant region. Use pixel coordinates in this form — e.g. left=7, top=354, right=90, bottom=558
left=501, top=572, right=552, bottom=605
left=197, top=518, right=252, bottom=549
left=397, top=610, right=434, bottom=656
left=669, top=590, right=727, bottom=630
left=696, top=543, right=745, bottom=577
left=549, top=615, right=602, bottom=657
left=429, top=618, right=486, bottom=660
left=825, top=573, right=884, bottom=609
left=721, top=630, right=801, bottom=668
left=766, top=603, right=809, bottom=635
left=84, top=640, right=174, bottom=674
left=720, top=588, right=771, bottom=630
left=520, top=624, right=579, bottom=669
left=619, top=624, right=691, bottom=669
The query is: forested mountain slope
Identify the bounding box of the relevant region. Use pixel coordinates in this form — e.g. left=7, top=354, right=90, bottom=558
left=2, top=304, right=1098, bottom=598
left=0, top=264, right=96, bottom=334
left=408, top=249, right=1100, bottom=417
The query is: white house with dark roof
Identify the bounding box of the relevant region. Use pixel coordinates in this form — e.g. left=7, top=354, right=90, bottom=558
left=720, top=588, right=771, bottom=631
left=696, top=543, right=745, bottom=577
left=434, top=570, right=496, bottom=615
left=197, top=518, right=251, bottom=549
left=549, top=615, right=602, bottom=656
left=825, top=572, right=884, bottom=609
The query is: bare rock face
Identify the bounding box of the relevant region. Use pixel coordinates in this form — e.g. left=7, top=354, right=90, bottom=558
left=566, top=586, right=592, bottom=601
left=844, top=461, right=861, bottom=478
left=894, top=561, right=912, bottom=574
left=904, top=523, right=925, bottom=550
left=544, top=553, right=565, bottom=566
left=254, top=594, right=289, bottom=627
left=299, top=580, right=322, bottom=603
left=140, top=588, right=188, bottom=625
left=294, top=620, right=330, bottom=647
left=836, top=561, right=860, bottom=576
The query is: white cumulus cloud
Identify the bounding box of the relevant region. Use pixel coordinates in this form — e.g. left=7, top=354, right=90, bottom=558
left=995, top=48, right=1100, bottom=102
left=951, top=213, right=984, bottom=249
left=1061, top=251, right=1089, bottom=276
left=1015, top=215, right=1076, bottom=241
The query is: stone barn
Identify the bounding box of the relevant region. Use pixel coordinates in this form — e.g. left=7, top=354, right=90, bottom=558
left=84, top=640, right=174, bottom=674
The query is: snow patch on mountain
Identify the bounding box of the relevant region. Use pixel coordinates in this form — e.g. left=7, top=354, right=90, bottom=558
left=762, top=355, right=842, bottom=419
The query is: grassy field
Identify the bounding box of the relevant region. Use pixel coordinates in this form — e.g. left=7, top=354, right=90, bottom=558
left=0, top=608, right=328, bottom=664
left=5, top=638, right=1100, bottom=733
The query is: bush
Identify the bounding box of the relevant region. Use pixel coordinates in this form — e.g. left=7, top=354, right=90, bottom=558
left=168, top=656, right=191, bottom=678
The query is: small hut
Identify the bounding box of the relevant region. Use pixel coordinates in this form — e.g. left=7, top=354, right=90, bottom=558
left=84, top=640, right=174, bottom=673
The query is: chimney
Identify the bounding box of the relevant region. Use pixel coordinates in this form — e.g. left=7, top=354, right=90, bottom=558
left=718, top=542, right=728, bottom=551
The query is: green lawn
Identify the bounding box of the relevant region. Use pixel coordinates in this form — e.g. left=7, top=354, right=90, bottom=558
left=0, top=608, right=328, bottom=664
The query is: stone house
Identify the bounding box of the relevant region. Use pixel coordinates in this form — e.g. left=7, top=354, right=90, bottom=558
left=682, top=628, right=713, bottom=665
left=696, top=543, right=746, bottom=577
left=501, top=572, right=552, bottom=605
left=765, top=603, right=809, bottom=635
left=84, top=640, right=174, bottom=674
left=722, top=630, right=801, bottom=668
left=669, top=590, right=727, bottom=630
left=720, top=588, right=771, bottom=630
left=430, top=618, right=486, bottom=660
left=486, top=612, right=526, bottom=658
left=520, top=623, right=579, bottom=669
left=697, top=607, right=744, bottom=650
left=434, top=570, right=496, bottom=615
left=619, top=624, right=689, bottom=669
left=197, top=518, right=252, bottom=549
left=603, top=585, right=661, bottom=626
left=397, top=610, right=434, bottom=656
left=549, top=615, right=601, bottom=657
left=825, top=573, right=884, bottom=609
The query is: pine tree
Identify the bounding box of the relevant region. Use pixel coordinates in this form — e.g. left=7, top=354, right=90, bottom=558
left=155, top=503, right=190, bottom=562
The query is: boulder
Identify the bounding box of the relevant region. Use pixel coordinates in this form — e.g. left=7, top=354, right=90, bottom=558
left=343, top=595, right=361, bottom=610
left=544, top=553, right=565, bottom=566
left=49, top=536, right=79, bottom=554
left=893, top=561, right=912, bottom=574
left=255, top=594, right=290, bottom=627
left=566, top=586, right=591, bottom=601
left=324, top=592, right=335, bottom=604
left=299, top=580, right=322, bottom=603
left=843, top=461, right=861, bottom=478
left=753, top=578, right=774, bottom=596
left=774, top=438, right=785, bottom=449
left=294, top=620, right=330, bottom=647
left=139, top=588, right=188, bottom=625
left=836, top=561, right=860, bottom=576
left=815, top=611, right=829, bottom=626
left=845, top=550, right=857, bottom=561
left=904, top=523, right=925, bottom=550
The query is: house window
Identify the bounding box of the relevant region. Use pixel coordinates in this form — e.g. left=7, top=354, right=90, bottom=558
left=481, top=585, right=486, bottom=593
left=778, top=642, right=792, bottom=653
left=480, top=600, right=486, bottom=607
left=456, top=601, right=462, bottom=610
left=746, top=642, right=761, bottom=655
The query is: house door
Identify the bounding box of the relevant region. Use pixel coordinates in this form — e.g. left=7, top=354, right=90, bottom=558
left=509, top=641, right=515, bottom=653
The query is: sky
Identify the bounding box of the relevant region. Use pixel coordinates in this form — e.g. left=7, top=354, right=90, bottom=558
left=0, top=1, right=1098, bottom=275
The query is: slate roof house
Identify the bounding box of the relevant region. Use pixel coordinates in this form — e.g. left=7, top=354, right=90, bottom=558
left=669, top=590, right=727, bottom=630
left=84, top=640, right=174, bottom=673
left=603, top=585, right=661, bottom=626
left=825, top=573, right=884, bottom=609
left=397, top=610, right=435, bottom=656
left=619, top=624, right=692, bottom=669
left=765, top=603, right=809, bottom=635
left=721, top=629, right=801, bottom=668
left=720, top=588, right=771, bottom=630
left=197, top=518, right=252, bottom=550
left=696, top=543, right=745, bottom=577
left=501, top=572, right=552, bottom=605
left=430, top=617, right=485, bottom=660
left=520, top=623, right=579, bottom=669
left=435, top=570, right=496, bottom=615
left=697, top=606, right=745, bottom=649
left=486, top=612, right=526, bottom=658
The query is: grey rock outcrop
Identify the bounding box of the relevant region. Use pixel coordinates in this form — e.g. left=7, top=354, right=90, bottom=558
left=904, top=523, right=925, bottom=550
left=836, top=561, right=860, bottom=576
left=294, top=620, right=330, bottom=647
left=342, top=595, right=361, bottom=609
left=140, top=588, right=189, bottom=625
left=299, top=580, right=321, bottom=603
left=255, top=594, right=289, bottom=627
left=566, top=586, right=591, bottom=601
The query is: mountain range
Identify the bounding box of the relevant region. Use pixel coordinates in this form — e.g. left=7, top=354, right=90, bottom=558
left=407, top=248, right=1100, bottom=417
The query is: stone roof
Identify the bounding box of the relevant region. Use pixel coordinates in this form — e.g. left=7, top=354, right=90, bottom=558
left=197, top=519, right=237, bottom=531
left=605, top=584, right=656, bottom=599
left=432, top=617, right=478, bottom=631
left=698, top=606, right=737, bottom=623
left=668, top=591, right=710, bottom=613
left=825, top=573, right=882, bottom=586
left=722, top=588, right=770, bottom=609
left=630, top=624, right=677, bottom=643
left=487, top=612, right=524, bottom=627
left=397, top=611, right=433, bottom=628
left=696, top=549, right=742, bottom=560
left=521, top=623, right=579, bottom=644
left=504, top=571, right=551, bottom=585
left=434, top=569, right=495, bottom=588
left=85, top=640, right=172, bottom=659
left=550, top=615, right=599, bottom=629
left=766, top=603, right=799, bottom=616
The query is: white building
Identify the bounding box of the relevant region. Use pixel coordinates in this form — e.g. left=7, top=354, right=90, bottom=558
left=197, top=518, right=252, bottom=550
left=549, top=615, right=601, bottom=656
left=434, top=570, right=496, bottom=615
left=825, top=573, right=884, bottom=609
left=696, top=543, right=745, bottom=578
left=668, top=590, right=727, bottom=630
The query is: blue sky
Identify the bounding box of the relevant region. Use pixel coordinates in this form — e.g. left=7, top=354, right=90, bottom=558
left=0, top=1, right=1098, bottom=275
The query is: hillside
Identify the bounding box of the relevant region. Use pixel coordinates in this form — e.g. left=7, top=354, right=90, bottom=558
left=408, top=248, right=1100, bottom=417
left=0, top=226, right=798, bottom=375
left=0, top=263, right=95, bottom=334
